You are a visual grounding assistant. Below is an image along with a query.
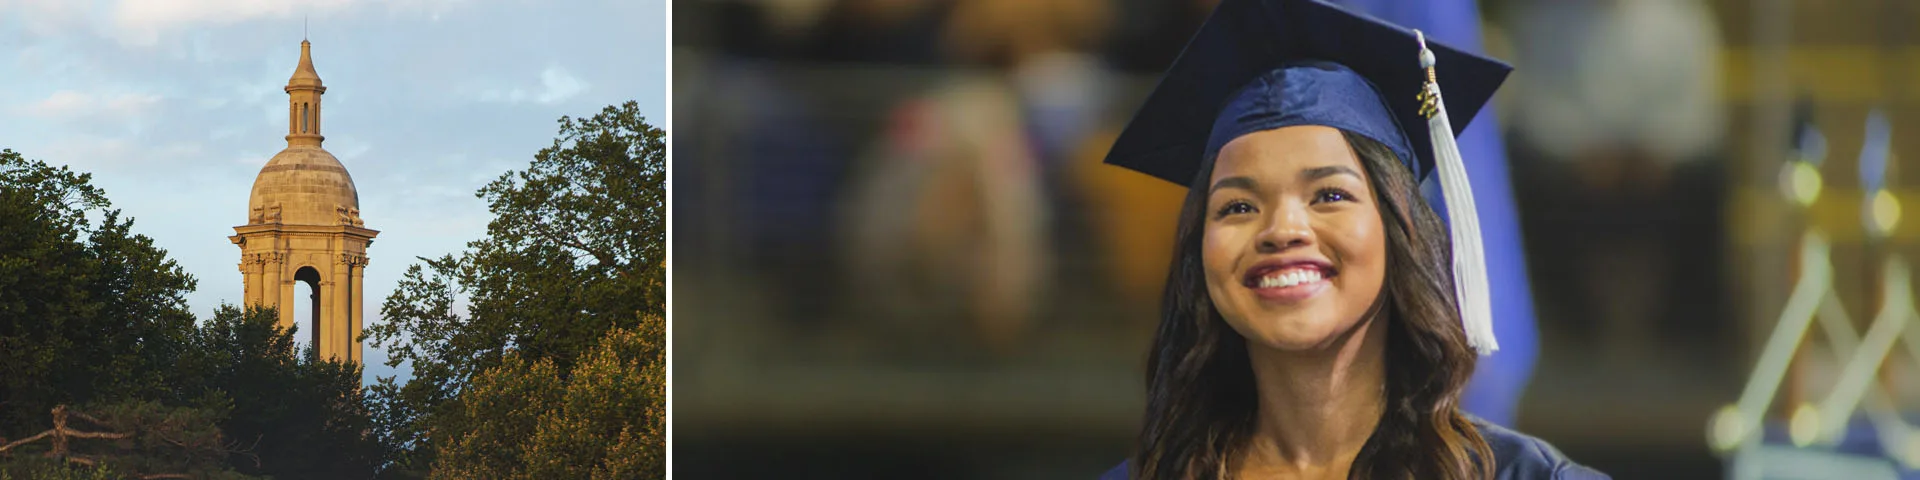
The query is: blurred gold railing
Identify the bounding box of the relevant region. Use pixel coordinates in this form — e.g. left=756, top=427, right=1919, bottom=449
left=1721, top=47, right=1920, bottom=103
left=1732, top=186, right=1920, bottom=246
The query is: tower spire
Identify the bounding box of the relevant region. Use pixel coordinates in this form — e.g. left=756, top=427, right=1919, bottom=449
left=285, top=38, right=326, bottom=147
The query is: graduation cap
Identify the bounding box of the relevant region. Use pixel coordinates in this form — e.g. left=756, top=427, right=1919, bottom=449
left=1104, top=0, right=1513, bottom=355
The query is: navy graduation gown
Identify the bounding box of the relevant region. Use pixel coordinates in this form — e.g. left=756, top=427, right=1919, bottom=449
left=1096, top=418, right=1609, bottom=480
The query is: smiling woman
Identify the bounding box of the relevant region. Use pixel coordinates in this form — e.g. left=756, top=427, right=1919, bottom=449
left=1202, top=127, right=1391, bottom=354
left=1095, top=0, right=1606, bottom=478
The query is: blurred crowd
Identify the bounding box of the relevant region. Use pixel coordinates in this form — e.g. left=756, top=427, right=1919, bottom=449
left=676, top=0, right=1208, bottom=354
left=675, top=0, right=1730, bottom=362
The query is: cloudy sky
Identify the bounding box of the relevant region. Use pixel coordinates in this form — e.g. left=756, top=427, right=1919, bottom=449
left=0, top=0, right=668, bottom=384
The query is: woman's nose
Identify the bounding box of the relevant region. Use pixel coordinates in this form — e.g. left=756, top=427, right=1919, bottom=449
left=1255, top=205, right=1312, bottom=253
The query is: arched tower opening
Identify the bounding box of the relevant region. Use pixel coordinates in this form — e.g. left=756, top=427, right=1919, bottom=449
left=294, top=266, right=323, bottom=351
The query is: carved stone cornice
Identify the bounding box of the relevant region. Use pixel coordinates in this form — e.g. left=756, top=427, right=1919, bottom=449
left=339, top=253, right=370, bottom=267
left=244, top=252, right=286, bottom=265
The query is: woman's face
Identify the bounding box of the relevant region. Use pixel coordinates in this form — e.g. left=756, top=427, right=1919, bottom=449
left=1202, top=126, right=1388, bottom=352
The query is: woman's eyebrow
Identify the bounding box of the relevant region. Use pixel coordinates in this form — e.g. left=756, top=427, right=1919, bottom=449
left=1209, top=176, right=1257, bottom=196
left=1300, top=165, right=1361, bottom=182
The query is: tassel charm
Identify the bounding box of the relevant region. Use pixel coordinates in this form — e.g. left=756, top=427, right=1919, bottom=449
left=1415, top=30, right=1499, bottom=355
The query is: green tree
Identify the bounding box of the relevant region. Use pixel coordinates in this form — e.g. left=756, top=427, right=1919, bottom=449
left=430, top=316, right=665, bottom=479
left=364, top=101, right=666, bottom=477
left=0, top=149, right=198, bottom=435
left=184, top=305, right=380, bottom=479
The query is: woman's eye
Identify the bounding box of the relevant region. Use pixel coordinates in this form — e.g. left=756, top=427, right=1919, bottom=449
left=1215, top=201, right=1255, bottom=218
left=1313, top=188, right=1354, bottom=204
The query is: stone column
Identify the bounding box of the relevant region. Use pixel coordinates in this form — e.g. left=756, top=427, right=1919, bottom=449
left=263, top=252, right=283, bottom=327
left=279, top=254, right=296, bottom=332
left=240, top=254, right=257, bottom=305
left=332, top=254, right=352, bottom=362
left=312, top=277, right=327, bottom=359
left=351, top=258, right=365, bottom=365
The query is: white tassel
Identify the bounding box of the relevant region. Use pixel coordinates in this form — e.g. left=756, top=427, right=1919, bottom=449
left=1417, top=30, right=1498, bottom=356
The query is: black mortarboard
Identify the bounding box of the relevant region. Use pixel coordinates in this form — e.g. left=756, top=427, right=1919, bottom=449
left=1103, top=0, right=1514, bottom=355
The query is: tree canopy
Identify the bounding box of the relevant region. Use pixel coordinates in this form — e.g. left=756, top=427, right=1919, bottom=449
left=365, top=100, right=667, bottom=478
left=0, top=149, right=199, bottom=433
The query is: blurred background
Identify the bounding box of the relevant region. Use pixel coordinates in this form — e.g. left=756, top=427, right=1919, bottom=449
left=671, top=0, right=1920, bottom=478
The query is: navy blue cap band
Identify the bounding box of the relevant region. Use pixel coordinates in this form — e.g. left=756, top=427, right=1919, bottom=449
left=1203, top=61, right=1417, bottom=172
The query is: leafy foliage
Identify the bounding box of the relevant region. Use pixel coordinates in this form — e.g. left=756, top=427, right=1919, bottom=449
left=0, top=149, right=199, bottom=435
left=184, top=305, right=380, bottom=479
left=365, top=101, right=667, bottom=477
left=0, top=456, right=127, bottom=480
left=430, top=317, right=665, bottom=479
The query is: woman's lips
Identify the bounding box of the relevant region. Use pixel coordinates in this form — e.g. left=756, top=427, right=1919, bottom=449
left=1250, top=277, right=1328, bottom=302
left=1244, top=264, right=1334, bottom=303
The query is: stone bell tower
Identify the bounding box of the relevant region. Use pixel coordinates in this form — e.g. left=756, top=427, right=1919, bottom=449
left=230, top=39, right=376, bottom=364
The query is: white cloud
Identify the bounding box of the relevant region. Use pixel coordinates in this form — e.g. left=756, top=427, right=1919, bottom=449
left=102, top=0, right=470, bottom=46
left=20, top=90, right=162, bottom=119
left=30, top=131, right=208, bottom=173
left=110, top=0, right=352, bottom=46
left=534, top=65, right=586, bottom=104
left=3, top=0, right=475, bottom=46
left=476, top=65, right=588, bottom=105
left=0, top=0, right=88, bottom=35
left=22, top=91, right=95, bottom=117
left=0, top=0, right=79, bottom=13
left=37, top=134, right=135, bottom=171
left=379, top=0, right=468, bottom=20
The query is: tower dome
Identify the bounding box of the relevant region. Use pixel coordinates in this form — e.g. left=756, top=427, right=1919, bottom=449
left=245, top=39, right=362, bottom=227
left=248, top=146, right=360, bottom=225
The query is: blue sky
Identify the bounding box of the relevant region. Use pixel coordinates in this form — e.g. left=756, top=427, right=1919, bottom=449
left=0, top=0, right=668, bottom=384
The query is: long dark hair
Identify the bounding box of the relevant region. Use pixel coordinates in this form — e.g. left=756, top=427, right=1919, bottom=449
left=1129, top=130, right=1493, bottom=479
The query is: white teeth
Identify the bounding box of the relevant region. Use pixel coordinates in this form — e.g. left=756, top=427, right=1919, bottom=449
left=1257, top=268, right=1323, bottom=288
